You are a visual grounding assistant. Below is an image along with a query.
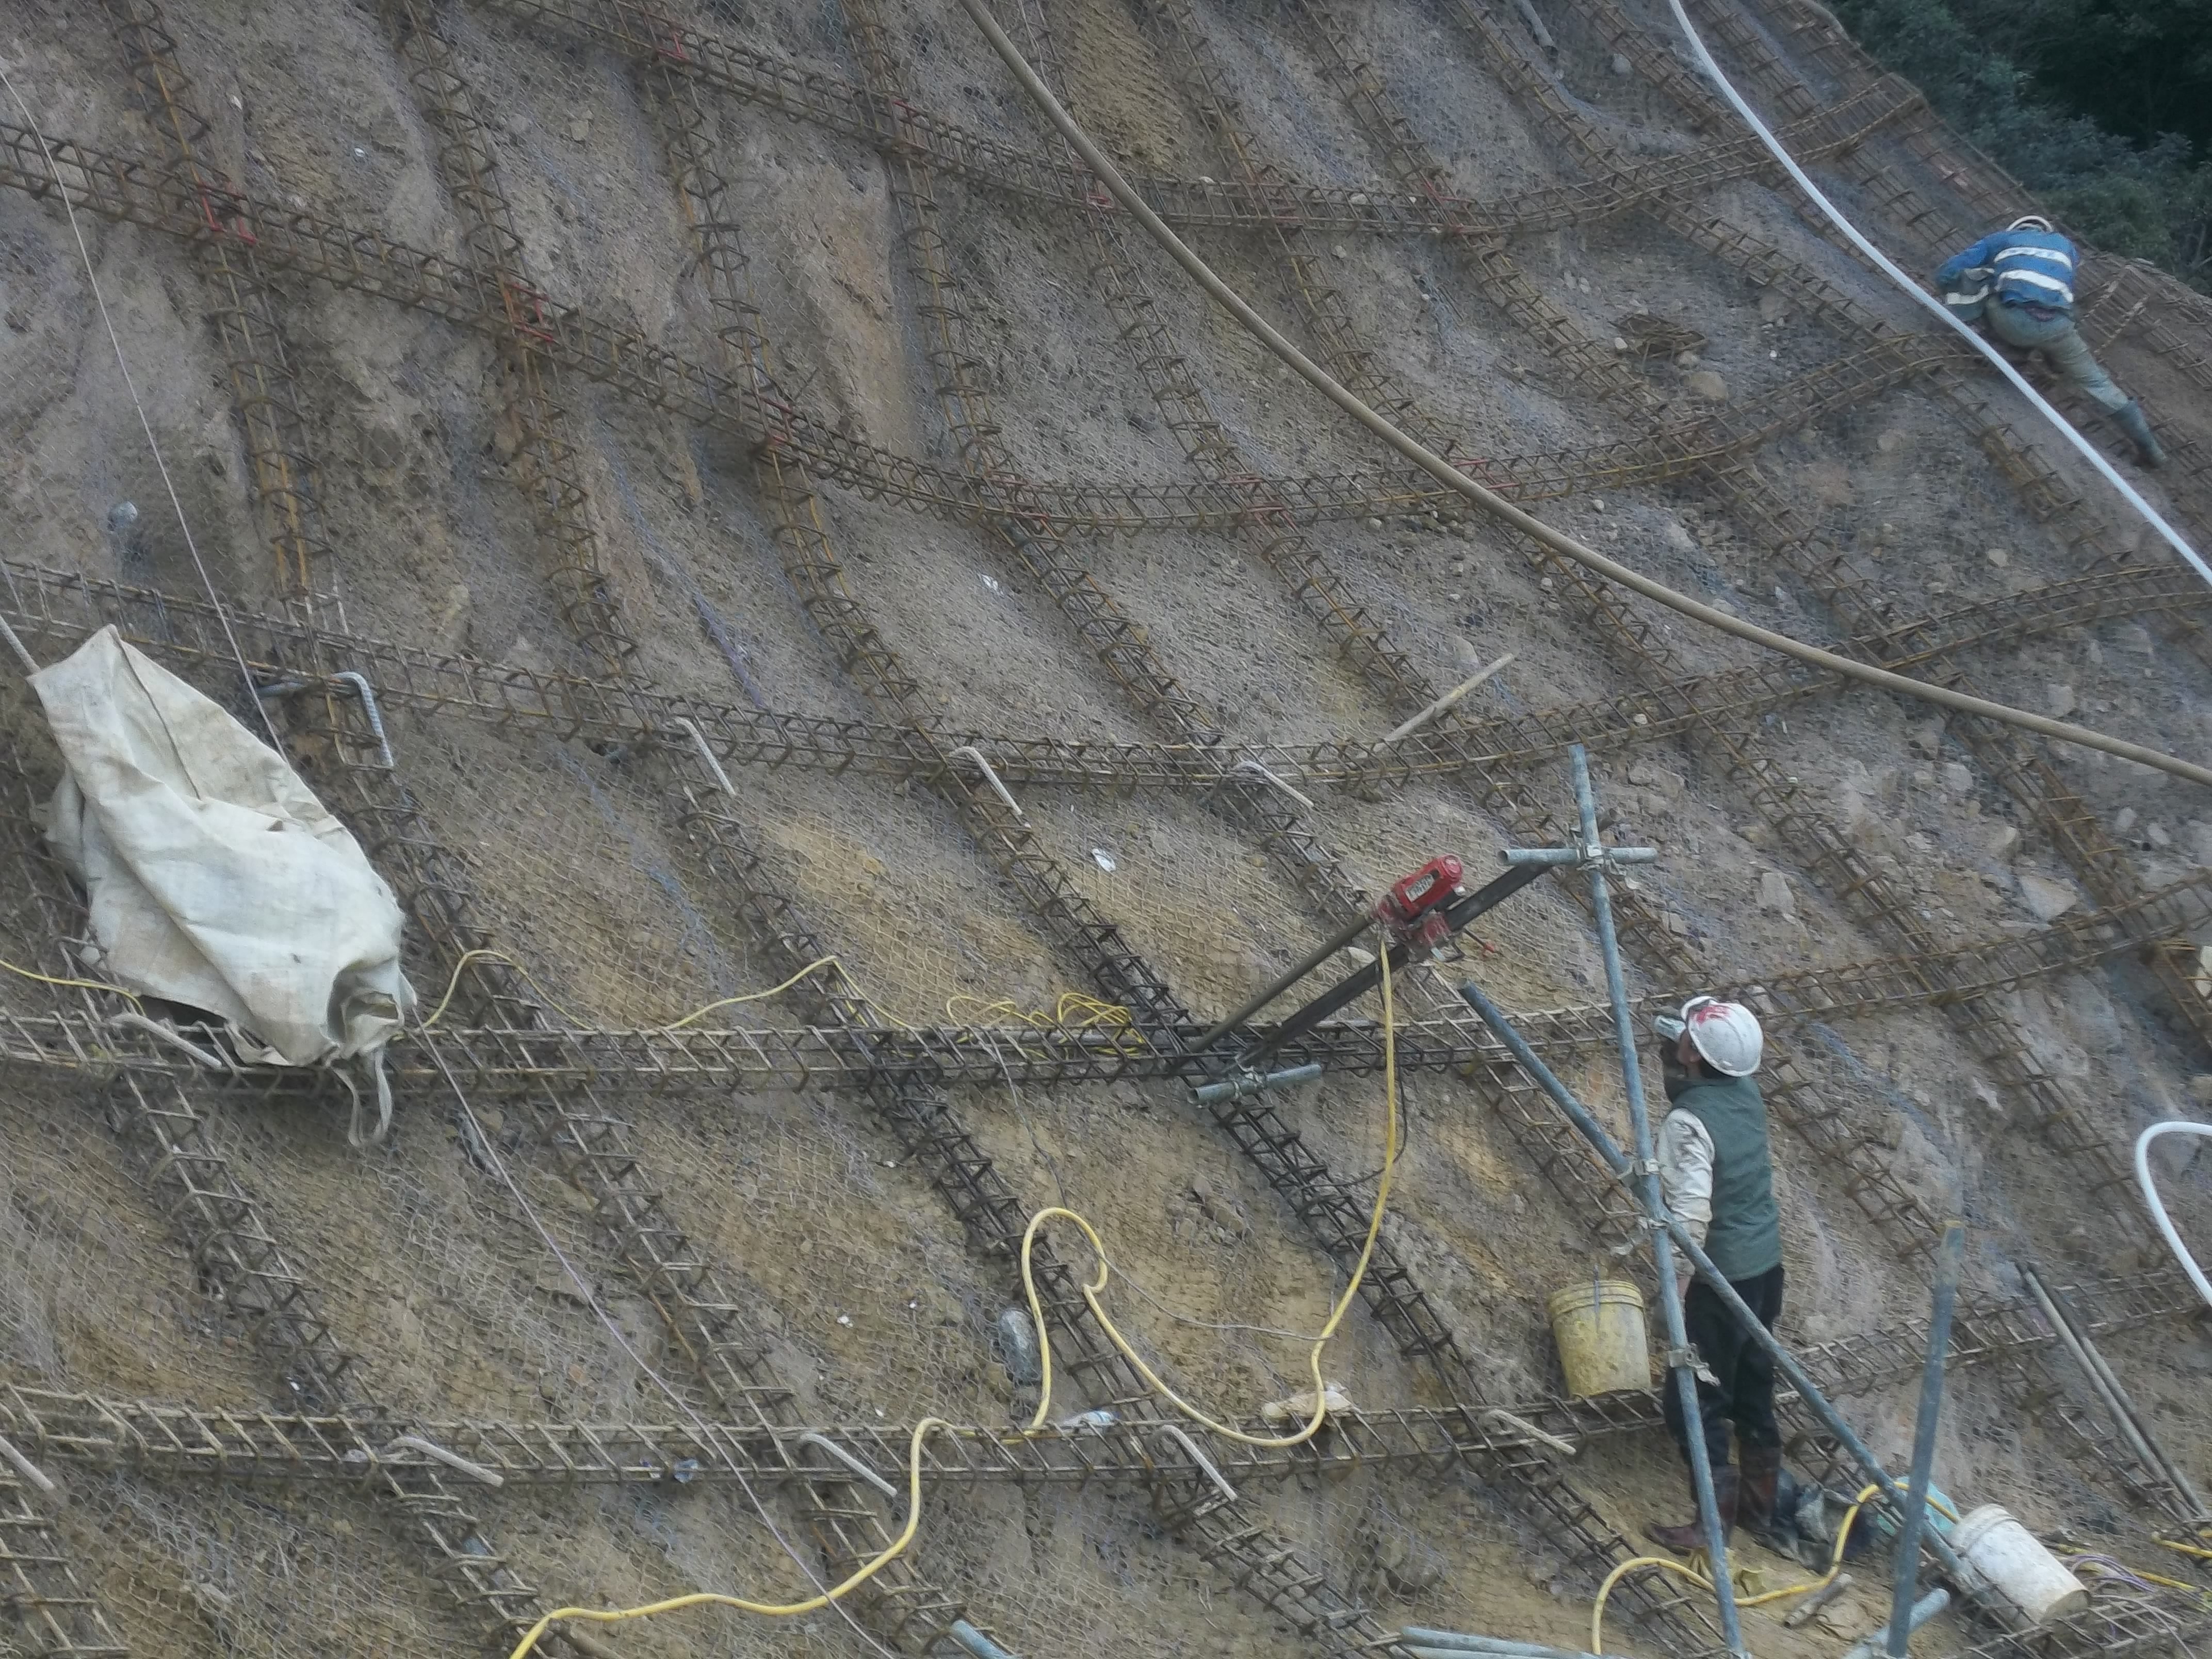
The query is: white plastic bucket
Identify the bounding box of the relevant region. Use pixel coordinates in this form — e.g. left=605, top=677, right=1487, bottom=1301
left=1952, top=1504, right=2087, bottom=1623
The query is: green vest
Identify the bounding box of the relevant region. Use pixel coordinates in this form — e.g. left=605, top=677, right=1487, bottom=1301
left=1665, top=1071, right=1782, bottom=1280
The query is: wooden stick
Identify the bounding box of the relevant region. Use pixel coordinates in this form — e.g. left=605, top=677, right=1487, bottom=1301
left=0, top=1430, right=57, bottom=1494
left=1381, top=654, right=1515, bottom=744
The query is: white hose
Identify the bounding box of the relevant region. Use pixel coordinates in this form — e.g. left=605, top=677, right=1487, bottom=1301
left=794, top=1431, right=900, bottom=1500
left=1151, top=1422, right=1240, bottom=1501
left=2134, top=1121, right=2212, bottom=1307
left=945, top=0, right=2212, bottom=791
left=1660, top=0, right=2208, bottom=586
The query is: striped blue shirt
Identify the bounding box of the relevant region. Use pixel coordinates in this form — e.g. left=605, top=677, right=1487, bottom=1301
left=1937, top=229, right=2077, bottom=310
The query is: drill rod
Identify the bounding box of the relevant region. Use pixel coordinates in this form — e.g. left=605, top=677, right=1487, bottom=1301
left=1234, top=861, right=1550, bottom=1066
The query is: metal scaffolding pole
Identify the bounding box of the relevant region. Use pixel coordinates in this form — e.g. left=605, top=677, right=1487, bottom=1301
left=1452, top=982, right=1989, bottom=1609
left=1889, top=1221, right=1966, bottom=1657
left=1566, top=745, right=1744, bottom=1656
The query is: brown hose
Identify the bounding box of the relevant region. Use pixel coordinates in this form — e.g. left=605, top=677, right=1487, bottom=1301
left=949, top=0, right=2212, bottom=792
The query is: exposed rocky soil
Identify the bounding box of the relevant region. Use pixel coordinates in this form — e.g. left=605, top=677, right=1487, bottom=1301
left=0, top=0, right=2207, bottom=1654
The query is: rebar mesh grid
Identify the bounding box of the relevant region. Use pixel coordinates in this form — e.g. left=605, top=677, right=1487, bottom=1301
left=0, top=0, right=2204, bottom=1654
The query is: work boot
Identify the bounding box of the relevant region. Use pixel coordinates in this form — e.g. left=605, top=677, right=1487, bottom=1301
left=2113, top=400, right=2167, bottom=468
left=1737, top=1443, right=1786, bottom=1550
left=1647, top=1466, right=1738, bottom=1554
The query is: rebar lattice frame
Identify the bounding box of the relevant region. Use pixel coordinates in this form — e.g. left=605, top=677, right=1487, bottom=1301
left=628, top=25, right=1490, bottom=1654
left=0, top=700, right=582, bottom=1655
left=1287, top=0, right=2208, bottom=1520
left=1464, top=0, right=2212, bottom=1074
left=7, top=554, right=2199, bottom=806
left=4, top=1260, right=2191, bottom=1493
left=0, top=1456, right=128, bottom=1657
left=1, top=0, right=2206, bottom=1652
left=827, top=1, right=1718, bottom=1648
left=378, top=0, right=634, bottom=669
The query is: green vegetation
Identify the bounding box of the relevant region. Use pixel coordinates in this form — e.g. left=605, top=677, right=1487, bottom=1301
left=1828, top=0, right=2212, bottom=289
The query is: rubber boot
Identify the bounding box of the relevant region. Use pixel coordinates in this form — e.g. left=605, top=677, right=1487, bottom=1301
left=2113, top=400, right=2167, bottom=468
left=1647, top=1466, right=1737, bottom=1554
left=1737, top=1443, right=1786, bottom=1550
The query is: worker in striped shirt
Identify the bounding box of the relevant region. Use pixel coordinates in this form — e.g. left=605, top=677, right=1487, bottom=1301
left=1937, top=215, right=2165, bottom=468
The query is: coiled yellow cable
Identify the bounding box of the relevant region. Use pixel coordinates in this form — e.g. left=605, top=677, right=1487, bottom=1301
left=945, top=990, right=1146, bottom=1059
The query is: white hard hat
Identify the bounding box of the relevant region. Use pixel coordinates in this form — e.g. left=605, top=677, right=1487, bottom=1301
left=1660, top=994, right=1763, bottom=1076
left=2008, top=214, right=2054, bottom=234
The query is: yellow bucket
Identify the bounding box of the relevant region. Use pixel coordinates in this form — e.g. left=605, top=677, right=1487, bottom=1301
left=1546, top=1275, right=1651, bottom=1397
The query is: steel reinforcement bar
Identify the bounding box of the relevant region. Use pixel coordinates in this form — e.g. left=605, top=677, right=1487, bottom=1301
left=1235, top=10, right=2201, bottom=1519
left=346, top=15, right=1028, bottom=1648
left=1346, top=0, right=2189, bottom=1221
left=0, top=737, right=583, bottom=1653
left=0, top=1392, right=1480, bottom=1494
left=377, top=0, right=633, bottom=666
left=1590, top=0, right=2212, bottom=552
left=1397, top=0, right=2207, bottom=1510
left=0, top=138, right=1341, bottom=1646
left=30, top=19, right=620, bottom=1647
left=834, top=0, right=1379, bottom=948
left=102, top=15, right=999, bottom=1648
left=0, top=1453, right=127, bottom=1657
left=1669, top=0, right=2212, bottom=588
left=1540, top=0, right=2212, bottom=632
left=104, top=0, right=337, bottom=620
left=1142, top=0, right=1957, bottom=1290
left=478, top=0, right=1922, bottom=245
left=8, top=95, right=2177, bottom=575
left=997, top=0, right=2152, bottom=1370
left=9, top=1263, right=2189, bottom=1496
left=621, top=7, right=1696, bottom=1639
left=0, top=116, right=1957, bottom=541
left=3, top=554, right=2195, bottom=807
left=625, top=39, right=1446, bottom=1657
left=828, top=10, right=1714, bottom=1648
left=1702, top=0, right=2212, bottom=414
left=7, top=844, right=2203, bottom=1093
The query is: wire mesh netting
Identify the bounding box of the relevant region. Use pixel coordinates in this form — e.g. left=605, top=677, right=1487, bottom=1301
left=67, top=1474, right=461, bottom=1659
left=396, top=710, right=766, bottom=1029
left=8, top=0, right=2212, bottom=1647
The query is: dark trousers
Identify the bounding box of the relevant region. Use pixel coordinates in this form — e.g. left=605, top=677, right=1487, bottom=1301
left=1662, top=1264, right=1784, bottom=1473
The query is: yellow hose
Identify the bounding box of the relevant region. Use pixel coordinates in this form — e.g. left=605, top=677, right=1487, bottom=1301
left=1591, top=1482, right=1960, bottom=1652
left=497, top=934, right=1403, bottom=1651
left=1017, top=922, right=1403, bottom=1447
left=501, top=1418, right=952, bottom=1659
left=421, top=948, right=856, bottom=1031
left=0, top=956, right=142, bottom=1005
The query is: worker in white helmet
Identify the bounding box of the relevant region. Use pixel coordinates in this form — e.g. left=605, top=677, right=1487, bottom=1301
left=1935, top=215, right=2164, bottom=467
left=1645, top=994, right=1786, bottom=1555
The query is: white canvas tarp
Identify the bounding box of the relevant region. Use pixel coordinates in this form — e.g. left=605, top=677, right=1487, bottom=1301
left=32, top=626, right=414, bottom=1138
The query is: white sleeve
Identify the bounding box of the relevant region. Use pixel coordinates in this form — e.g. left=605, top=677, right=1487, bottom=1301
left=1656, top=1108, right=1714, bottom=1283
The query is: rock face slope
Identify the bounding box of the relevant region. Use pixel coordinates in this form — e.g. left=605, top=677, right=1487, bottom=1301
left=0, top=0, right=2206, bottom=1656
